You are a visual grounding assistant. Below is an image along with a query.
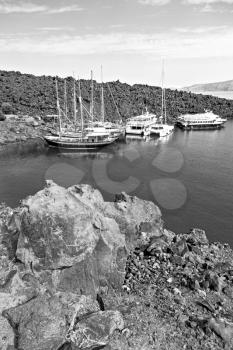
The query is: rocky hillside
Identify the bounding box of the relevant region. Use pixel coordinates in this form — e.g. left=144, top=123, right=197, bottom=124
left=1, top=181, right=233, bottom=349
left=183, top=79, right=233, bottom=93
left=1, top=70, right=233, bottom=121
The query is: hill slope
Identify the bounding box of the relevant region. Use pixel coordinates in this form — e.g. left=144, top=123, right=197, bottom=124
left=183, top=79, right=233, bottom=92
left=0, top=70, right=233, bottom=121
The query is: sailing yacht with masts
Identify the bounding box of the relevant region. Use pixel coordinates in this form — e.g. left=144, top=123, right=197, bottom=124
left=147, top=61, right=174, bottom=137
left=85, top=67, right=124, bottom=138
left=44, top=77, right=117, bottom=150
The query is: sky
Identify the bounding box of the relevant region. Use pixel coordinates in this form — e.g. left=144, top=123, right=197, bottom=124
left=0, top=0, right=233, bottom=87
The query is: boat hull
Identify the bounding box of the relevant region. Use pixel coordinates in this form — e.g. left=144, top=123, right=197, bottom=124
left=125, top=128, right=144, bottom=135
left=176, top=122, right=225, bottom=130
left=44, top=136, right=116, bottom=150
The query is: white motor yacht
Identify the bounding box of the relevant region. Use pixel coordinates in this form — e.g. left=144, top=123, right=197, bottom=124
left=125, top=110, right=157, bottom=136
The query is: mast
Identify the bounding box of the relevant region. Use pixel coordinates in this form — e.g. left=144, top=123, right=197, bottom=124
left=164, top=88, right=167, bottom=125
left=161, top=59, right=167, bottom=124
left=64, top=79, right=68, bottom=119
left=55, top=77, right=62, bottom=135
left=90, top=70, right=94, bottom=123
left=73, top=75, right=77, bottom=132
left=100, top=65, right=105, bottom=122
left=78, top=78, right=84, bottom=138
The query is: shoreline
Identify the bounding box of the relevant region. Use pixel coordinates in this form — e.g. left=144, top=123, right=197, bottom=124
left=0, top=117, right=51, bottom=147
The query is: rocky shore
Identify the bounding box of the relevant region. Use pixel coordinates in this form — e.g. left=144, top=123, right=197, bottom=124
left=0, top=181, right=233, bottom=349
left=0, top=116, right=51, bottom=146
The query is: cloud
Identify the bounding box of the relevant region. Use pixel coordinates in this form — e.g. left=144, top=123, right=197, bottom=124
left=37, top=27, right=75, bottom=32
left=1, top=26, right=233, bottom=60
left=0, top=1, right=83, bottom=14
left=47, top=5, right=83, bottom=14
left=175, top=25, right=227, bottom=33
left=138, top=0, right=170, bottom=5
left=0, top=1, right=46, bottom=13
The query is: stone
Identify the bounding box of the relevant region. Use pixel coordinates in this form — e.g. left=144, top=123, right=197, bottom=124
left=0, top=315, right=15, bottom=350
left=3, top=292, right=98, bottom=350
left=103, top=191, right=163, bottom=249
left=187, top=229, right=209, bottom=246
left=0, top=207, right=38, bottom=314
left=16, top=181, right=127, bottom=294
left=208, top=317, right=233, bottom=343
left=67, top=310, right=124, bottom=349
left=206, top=272, right=225, bottom=293
left=223, top=286, right=233, bottom=299
left=173, top=239, right=189, bottom=256
left=146, top=237, right=168, bottom=255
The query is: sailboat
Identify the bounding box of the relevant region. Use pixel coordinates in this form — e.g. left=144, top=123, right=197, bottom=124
left=147, top=61, right=174, bottom=137
left=85, top=67, right=124, bottom=138
left=44, top=77, right=117, bottom=150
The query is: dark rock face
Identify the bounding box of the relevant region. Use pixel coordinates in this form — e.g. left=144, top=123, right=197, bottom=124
left=0, top=182, right=163, bottom=349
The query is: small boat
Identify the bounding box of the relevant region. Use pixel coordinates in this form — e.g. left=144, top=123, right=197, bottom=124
left=147, top=123, right=174, bottom=137
left=125, top=109, right=157, bottom=136
left=176, top=111, right=227, bottom=130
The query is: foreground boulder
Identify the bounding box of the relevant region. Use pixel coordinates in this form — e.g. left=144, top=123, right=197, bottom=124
left=0, top=181, right=164, bottom=350
left=16, top=181, right=128, bottom=295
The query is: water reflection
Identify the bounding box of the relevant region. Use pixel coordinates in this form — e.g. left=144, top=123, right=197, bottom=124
left=0, top=138, right=46, bottom=159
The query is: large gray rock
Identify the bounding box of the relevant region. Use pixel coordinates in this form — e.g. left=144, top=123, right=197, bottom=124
left=68, top=185, right=163, bottom=249
left=16, top=181, right=127, bottom=294
left=67, top=310, right=124, bottom=349
left=0, top=182, right=165, bottom=350
left=3, top=293, right=100, bottom=350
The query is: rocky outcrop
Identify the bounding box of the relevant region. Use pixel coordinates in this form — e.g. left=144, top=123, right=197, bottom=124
left=0, top=118, right=51, bottom=146
left=0, top=182, right=163, bottom=349
left=16, top=181, right=128, bottom=294
left=3, top=182, right=233, bottom=349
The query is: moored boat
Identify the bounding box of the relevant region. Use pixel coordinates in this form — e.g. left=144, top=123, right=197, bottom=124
left=44, top=134, right=117, bottom=149
left=176, top=111, right=227, bottom=130
left=146, top=60, right=174, bottom=137
left=147, top=123, right=174, bottom=137
left=125, top=110, right=157, bottom=136
left=44, top=77, right=117, bottom=150
left=85, top=68, right=124, bottom=138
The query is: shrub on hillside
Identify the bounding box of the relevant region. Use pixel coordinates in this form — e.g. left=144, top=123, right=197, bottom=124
left=1, top=102, right=14, bottom=115
left=0, top=110, right=6, bottom=121
left=0, top=70, right=233, bottom=121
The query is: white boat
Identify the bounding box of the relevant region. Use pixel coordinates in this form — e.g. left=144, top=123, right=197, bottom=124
left=125, top=110, right=157, bottom=136
left=147, top=61, right=174, bottom=137
left=176, top=111, right=227, bottom=130
left=86, top=121, right=124, bottom=138
left=147, top=123, right=174, bottom=137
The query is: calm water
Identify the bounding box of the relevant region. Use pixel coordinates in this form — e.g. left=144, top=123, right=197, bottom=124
left=1, top=122, right=233, bottom=245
